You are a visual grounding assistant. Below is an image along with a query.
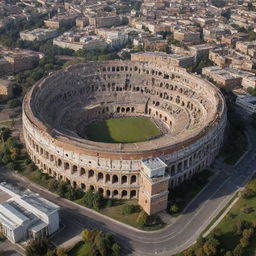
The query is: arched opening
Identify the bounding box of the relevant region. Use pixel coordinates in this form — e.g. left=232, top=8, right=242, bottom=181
left=131, top=107, right=135, bottom=112
left=64, top=162, right=70, bottom=170
left=121, top=175, right=127, bottom=184
left=113, top=190, right=118, bottom=198
left=57, top=159, right=62, bottom=166
left=131, top=190, right=136, bottom=198
left=88, top=169, right=94, bottom=178
left=106, top=190, right=111, bottom=197
left=126, top=107, right=130, bottom=112
left=50, top=155, right=54, bottom=162
left=121, top=190, right=127, bottom=198
left=73, top=181, right=77, bottom=188
left=98, top=172, right=104, bottom=181
left=81, top=183, right=86, bottom=190
left=80, top=168, right=86, bottom=176
left=98, top=187, right=104, bottom=195
left=90, top=185, right=95, bottom=191
left=131, top=175, right=136, bottom=184
left=106, top=174, right=111, bottom=183
left=49, top=168, right=52, bottom=175
left=72, top=165, right=78, bottom=174
left=117, top=107, right=120, bottom=113
left=121, top=107, right=125, bottom=113
left=112, top=175, right=118, bottom=184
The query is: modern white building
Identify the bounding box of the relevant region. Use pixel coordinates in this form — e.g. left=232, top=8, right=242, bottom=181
left=0, top=182, right=60, bottom=243
left=236, top=95, right=256, bottom=114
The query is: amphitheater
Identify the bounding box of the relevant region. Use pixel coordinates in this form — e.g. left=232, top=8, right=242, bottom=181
left=22, top=53, right=227, bottom=215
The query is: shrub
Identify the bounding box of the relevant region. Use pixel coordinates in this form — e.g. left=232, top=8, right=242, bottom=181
left=240, top=237, right=249, bottom=248
left=233, top=244, right=244, bottom=256
left=7, top=99, right=21, bottom=108
left=241, top=188, right=255, bottom=199
left=242, top=228, right=254, bottom=240
left=106, top=199, right=113, bottom=207
left=122, top=204, right=136, bottom=215
left=170, top=204, right=179, bottom=214
left=241, top=207, right=253, bottom=214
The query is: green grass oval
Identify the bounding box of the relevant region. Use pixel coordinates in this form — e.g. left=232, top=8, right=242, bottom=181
left=85, top=117, right=161, bottom=143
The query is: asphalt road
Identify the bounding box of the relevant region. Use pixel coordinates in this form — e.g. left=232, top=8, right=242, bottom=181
left=1, top=127, right=256, bottom=256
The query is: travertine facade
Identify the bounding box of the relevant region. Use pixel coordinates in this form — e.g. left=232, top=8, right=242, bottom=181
left=23, top=57, right=226, bottom=215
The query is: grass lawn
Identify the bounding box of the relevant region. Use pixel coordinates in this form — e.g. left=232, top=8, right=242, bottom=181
left=68, top=241, right=92, bottom=256
left=75, top=199, right=164, bottom=231
left=208, top=177, right=256, bottom=255
left=212, top=195, right=256, bottom=252
left=0, top=120, right=13, bottom=128
left=85, top=116, right=161, bottom=143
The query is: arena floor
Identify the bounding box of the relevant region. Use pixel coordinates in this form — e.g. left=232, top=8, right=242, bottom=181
left=84, top=116, right=161, bottom=143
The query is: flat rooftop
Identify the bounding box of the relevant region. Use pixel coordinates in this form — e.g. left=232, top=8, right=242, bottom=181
left=142, top=157, right=167, bottom=170
left=133, top=51, right=193, bottom=60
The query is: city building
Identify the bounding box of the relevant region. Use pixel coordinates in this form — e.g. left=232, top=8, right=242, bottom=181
left=236, top=95, right=256, bottom=114
left=20, top=28, right=58, bottom=42
left=131, top=52, right=194, bottom=68
left=202, top=66, right=242, bottom=89
left=0, top=183, right=60, bottom=243
left=0, top=79, right=13, bottom=102
left=53, top=30, right=108, bottom=51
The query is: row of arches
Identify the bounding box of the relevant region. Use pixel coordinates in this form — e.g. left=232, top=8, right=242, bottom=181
left=116, top=106, right=135, bottom=113
left=27, top=146, right=139, bottom=200
left=26, top=134, right=139, bottom=186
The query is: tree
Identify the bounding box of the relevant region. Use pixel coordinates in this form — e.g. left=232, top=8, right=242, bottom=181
left=48, top=179, right=59, bottom=192
left=112, top=243, right=121, bottom=256
left=65, top=185, right=76, bottom=201
left=233, top=244, right=244, bottom=256
left=81, top=229, right=91, bottom=242
left=242, top=228, right=254, bottom=240
left=25, top=238, right=49, bottom=256
left=136, top=211, right=148, bottom=227
left=194, top=247, right=206, bottom=256
left=83, top=189, right=94, bottom=208
left=56, top=248, right=68, bottom=256
left=203, top=237, right=220, bottom=256
left=56, top=182, right=67, bottom=197
left=0, top=127, right=11, bottom=142
left=94, top=231, right=108, bottom=256
left=240, top=237, right=249, bottom=248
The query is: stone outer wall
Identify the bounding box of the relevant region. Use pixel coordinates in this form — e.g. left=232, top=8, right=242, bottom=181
left=22, top=58, right=227, bottom=212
